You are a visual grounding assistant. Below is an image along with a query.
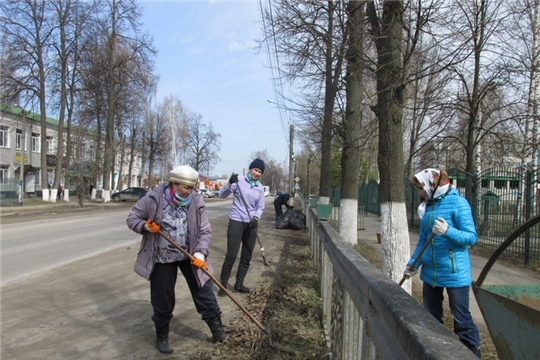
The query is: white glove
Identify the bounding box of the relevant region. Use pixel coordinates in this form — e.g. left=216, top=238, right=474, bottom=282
left=432, top=217, right=448, bottom=236
left=403, top=266, right=418, bottom=279
left=193, top=252, right=205, bottom=260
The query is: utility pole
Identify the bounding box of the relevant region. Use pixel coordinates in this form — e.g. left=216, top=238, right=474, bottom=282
left=307, top=153, right=311, bottom=197
left=17, top=108, right=27, bottom=200
left=289, top=124, right=294, bottom=192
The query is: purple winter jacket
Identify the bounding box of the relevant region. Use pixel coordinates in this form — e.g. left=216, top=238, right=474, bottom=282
left=126, top=182, right=214, bottom=288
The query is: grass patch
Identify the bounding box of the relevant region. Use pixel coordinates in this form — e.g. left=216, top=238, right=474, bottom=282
left=208, top=230, right=327, bottom=360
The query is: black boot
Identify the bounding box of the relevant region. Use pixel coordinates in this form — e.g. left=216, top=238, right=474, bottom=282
left=234, top=283, right=251, bottom=294
left=217, top=282, right=228, bottom=297
left=206, top=315, right=227, bottom=343
left=155, top=324, right=173, bottom=354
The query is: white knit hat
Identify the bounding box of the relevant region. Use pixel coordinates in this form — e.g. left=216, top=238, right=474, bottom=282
left=169, top=165, right=199, bottom=187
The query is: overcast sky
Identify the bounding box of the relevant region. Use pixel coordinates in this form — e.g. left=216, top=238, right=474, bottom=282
left=139, top=0, right=291, bottom=178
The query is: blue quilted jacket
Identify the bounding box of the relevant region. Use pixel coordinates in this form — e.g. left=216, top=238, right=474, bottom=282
left=407, top=187, right=477, bottom=288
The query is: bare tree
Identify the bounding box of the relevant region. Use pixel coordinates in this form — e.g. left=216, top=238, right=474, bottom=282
left=503, top=0, right=540, bottom=167
left=143, top=100, right=171, bottom=187
left=186, top=114, right=221, bottom=176
left=47, top=0, right=94, bottom=199
left=160, top=95, right=189, bottom=168
left=440, top=0, right=510, bottom=202
left=91, top=0, right=155, bottom=195
left=262, top=1, right=349, bottom=203
left=403, top=49, right=453, bottom=177
left=338, top=0, right=365, bottom=244
left=366, top=0, right=412, bottom=285
left=0, top=0, right=56, bottom=198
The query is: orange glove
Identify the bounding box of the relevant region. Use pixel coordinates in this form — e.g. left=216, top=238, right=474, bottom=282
left=145, top=219, right=160, bottom=233
left=191, top=252, right=208, bottom=269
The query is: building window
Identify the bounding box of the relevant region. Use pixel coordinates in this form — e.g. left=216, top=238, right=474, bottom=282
left=32, top=133, right=40, bottom=152
left=0, top=126, right=8, bottom=147
left=47, top=136, right=54, bottom=153
left=16, top=129, right=22, bottom=150
left=0, top=165, right=8, bottom=181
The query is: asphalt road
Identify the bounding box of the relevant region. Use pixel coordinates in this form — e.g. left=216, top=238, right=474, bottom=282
left=0, top=199, right=237, bottom=286
left=1, top=208, right=135, bottom=286
left=0, top=197, right=284, bottom=359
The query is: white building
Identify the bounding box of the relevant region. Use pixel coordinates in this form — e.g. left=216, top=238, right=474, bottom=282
left=0, top=104, right=143, bottom=197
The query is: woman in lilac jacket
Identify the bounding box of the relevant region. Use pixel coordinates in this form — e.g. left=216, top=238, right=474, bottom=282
left=126, top=165, right=225, bottom=354
left=217, top=158, right=266, bottom=296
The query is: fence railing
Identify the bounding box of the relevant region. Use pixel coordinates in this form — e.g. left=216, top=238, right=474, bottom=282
left=306, top=203, right=478, bottom=360
left=0, top=178, right=23, bottom=207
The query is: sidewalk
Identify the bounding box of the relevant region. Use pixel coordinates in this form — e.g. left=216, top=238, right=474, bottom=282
left=357, top=212, right=540, bottom=327
left=0, top=195, right=122, bottom=216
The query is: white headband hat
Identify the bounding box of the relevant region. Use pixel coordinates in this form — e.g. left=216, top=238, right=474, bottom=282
left=169, top=165, right=199, bottom=187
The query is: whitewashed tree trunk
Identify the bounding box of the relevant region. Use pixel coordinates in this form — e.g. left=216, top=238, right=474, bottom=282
left=381, top=202, right=411, bottom=294
left=339, top=199, right=358, bottom=245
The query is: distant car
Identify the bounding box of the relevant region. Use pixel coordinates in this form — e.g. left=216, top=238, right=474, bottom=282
left=199, top=189, right=215, bottom=198
left=111, top=187, right=148, bottom=202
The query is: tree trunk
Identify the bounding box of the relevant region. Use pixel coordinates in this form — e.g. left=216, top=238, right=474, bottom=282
left=319, top=0, right=338, bottom=204
left=338, top=0, right=364, bottom=244
left=368, top=0, right=411, bottom=289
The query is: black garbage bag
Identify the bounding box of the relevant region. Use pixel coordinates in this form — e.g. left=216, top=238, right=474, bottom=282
left=289, top=210, right=306, bottom=230
left=276, top=208, right=295, bottom=229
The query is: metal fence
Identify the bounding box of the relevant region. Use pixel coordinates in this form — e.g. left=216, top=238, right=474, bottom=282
left=0, top=178, right=23, bottom=207
left=350, top=167, right=540, bottom=267
left=306, top=204, right=478, bottom=360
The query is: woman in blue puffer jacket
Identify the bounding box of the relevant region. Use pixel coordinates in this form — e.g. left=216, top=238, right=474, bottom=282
left=404, top=168, right=481, bottom=358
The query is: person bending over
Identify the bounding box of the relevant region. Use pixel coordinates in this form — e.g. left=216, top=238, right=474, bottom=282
left=273, top=191, right=294, bottom=218
left=126, top=165, right=226, bottom=354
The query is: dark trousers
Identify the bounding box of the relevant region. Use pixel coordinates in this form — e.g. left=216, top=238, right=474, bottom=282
left=422, top=283, right=480, bottom=350
left=150, top=261, right=221, bottom=328
left=219, top=219, right=256, bottom=286
left=274, top=201, right=284, bottom=218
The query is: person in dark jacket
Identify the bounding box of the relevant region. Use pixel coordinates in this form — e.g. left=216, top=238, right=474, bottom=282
left=403, top=168, right=481, bottom=358
left=126, top=165, right=226, bottom=354
left=273, top=191, right=294, bottom=218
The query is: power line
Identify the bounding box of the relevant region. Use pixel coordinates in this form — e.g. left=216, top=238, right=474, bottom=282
left=258, top=0, right=290, bottom=149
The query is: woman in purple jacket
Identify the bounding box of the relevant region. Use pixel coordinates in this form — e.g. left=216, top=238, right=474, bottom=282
left=217, top=158, right=266, bottom=296
left=126, top=165, right=226, bottom=354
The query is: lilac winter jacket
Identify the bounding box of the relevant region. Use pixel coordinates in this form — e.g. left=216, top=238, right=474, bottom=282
left=219, top=175, right=265, bottom=222
left=126, top=182, right=214, bottom=288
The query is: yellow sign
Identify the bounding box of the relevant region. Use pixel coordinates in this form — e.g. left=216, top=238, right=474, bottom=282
left=14, top=152, right=28, bottom=164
